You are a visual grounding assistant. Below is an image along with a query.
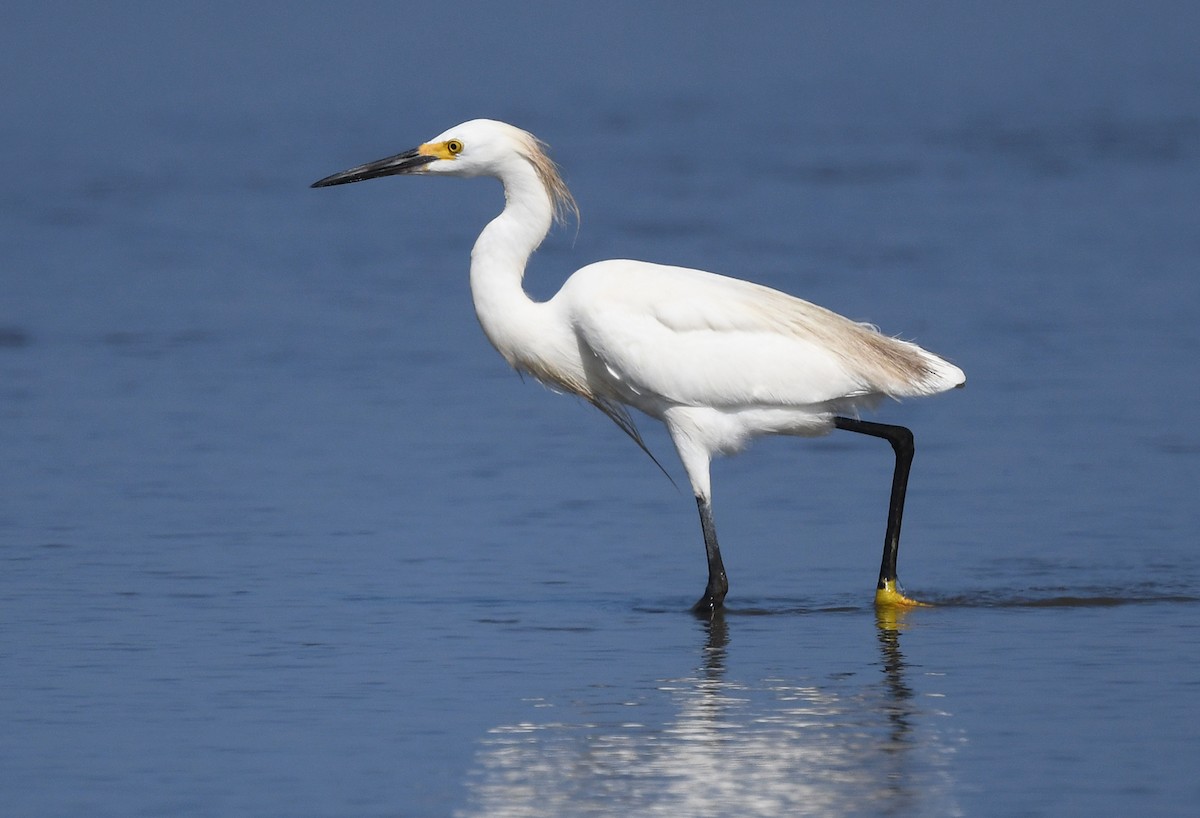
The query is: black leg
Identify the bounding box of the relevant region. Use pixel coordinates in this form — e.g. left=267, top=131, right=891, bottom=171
left=833, top=416, right=924, bottom=605
left=691, top=496, right=728, bottom=617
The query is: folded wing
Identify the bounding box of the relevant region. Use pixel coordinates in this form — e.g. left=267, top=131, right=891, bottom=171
left=559, top=260, right=964, bottom=410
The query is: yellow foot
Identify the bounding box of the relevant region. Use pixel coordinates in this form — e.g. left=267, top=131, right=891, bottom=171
left=874, top=579, right=932, bottom=608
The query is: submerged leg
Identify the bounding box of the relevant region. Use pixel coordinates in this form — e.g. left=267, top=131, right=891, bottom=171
left=832, top=416, right=926, bottom=606
left=692, top=496, right=729, bottom=617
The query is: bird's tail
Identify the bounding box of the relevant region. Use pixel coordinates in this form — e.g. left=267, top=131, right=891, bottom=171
left=911, top=347, right=966, bottom=395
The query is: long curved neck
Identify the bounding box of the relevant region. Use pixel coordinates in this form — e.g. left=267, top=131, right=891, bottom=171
left=469, top=158, right=556, bottom=367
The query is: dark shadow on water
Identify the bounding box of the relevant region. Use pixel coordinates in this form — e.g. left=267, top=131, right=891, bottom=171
left=635, top=583, right=1199, bottom=617
left=1013, top=594, right=1200, bottom=607
left=925, top=588, right=1200, bottom=609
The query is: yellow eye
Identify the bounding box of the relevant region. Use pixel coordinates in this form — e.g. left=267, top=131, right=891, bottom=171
left=446, top=139, right=463, bottom=155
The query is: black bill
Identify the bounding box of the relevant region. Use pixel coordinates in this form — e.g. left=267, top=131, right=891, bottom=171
left=311, top=148, right=436, bottom=188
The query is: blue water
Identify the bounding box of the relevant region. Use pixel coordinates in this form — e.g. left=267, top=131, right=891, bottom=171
left=3, top=2, right=1199, bottom=816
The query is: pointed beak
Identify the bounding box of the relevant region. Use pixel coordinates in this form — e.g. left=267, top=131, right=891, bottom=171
left=310, top=147, right=437, bottom=188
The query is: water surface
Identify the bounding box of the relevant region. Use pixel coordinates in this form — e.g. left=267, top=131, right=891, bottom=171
left=3, top=3, right=1199, bottom=816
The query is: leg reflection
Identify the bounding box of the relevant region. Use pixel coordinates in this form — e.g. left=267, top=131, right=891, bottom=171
left=458, top=610, right=960, bottom=817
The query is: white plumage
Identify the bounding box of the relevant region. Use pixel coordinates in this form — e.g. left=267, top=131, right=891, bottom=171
left=313, top=118, right=964, bottom=614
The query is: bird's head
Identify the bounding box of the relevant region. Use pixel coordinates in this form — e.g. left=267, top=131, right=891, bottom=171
left=310, top=119, right=577, bottom=222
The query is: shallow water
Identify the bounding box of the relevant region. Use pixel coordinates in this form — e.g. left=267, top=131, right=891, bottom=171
left=3, top=3, right=1200, bottom=816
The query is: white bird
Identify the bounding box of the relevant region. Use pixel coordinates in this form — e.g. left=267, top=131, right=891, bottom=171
left=312, top=119, right=964, bottom=616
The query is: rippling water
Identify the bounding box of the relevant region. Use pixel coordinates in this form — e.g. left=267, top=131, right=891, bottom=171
left=3, top=3, right=1199, bottom=816
left=459, top=611, right=963, bottom=818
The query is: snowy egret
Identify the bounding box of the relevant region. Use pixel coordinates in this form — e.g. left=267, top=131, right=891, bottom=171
left=312, top=119, right=964, bottom=615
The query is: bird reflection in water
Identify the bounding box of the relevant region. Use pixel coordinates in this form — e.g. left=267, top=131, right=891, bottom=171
left=457, top=611, right=962, bottom=817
